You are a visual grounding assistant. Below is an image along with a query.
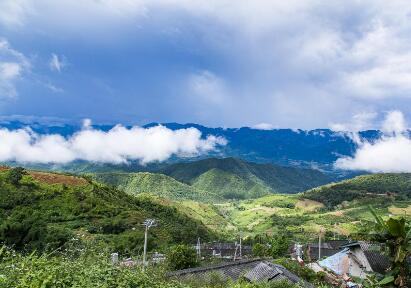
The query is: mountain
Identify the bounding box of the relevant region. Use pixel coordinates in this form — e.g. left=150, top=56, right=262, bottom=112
left=303, top=173, right=411, bottom=207
left=0, top=120, right=388, bottom=175
left=91, top=172, right=219, bottom=202
left=0, top=167, right=213, bottom=253
left=159, top=157, right=331, bottom=199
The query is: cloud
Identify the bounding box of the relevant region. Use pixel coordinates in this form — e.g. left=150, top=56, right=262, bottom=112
left=0, top=39, right=30, bottom=98
left=49, top=53, right=66, bottom=72
left=187, top=70, right=228, bottom=105
left=329, top=112, right=378, bottom=132
left=335, top=111, right=411, bottom=172
left=252, top=123, right=275, bottom=130
left=0, top=0, right=30, bottom=28
left=3, top=1, right=411, bottom=127
left=0, top=123, right=227, bottom=164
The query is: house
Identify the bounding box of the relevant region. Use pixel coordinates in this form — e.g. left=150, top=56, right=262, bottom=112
left=318, top=241, right=390, bottom=279
left=199, top=242, right=252, bottom=259
left=168, top=258, right=313, bottom=287
left=290, top=240, right=349, bottom=262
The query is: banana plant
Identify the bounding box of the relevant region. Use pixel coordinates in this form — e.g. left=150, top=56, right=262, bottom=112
left=369, top=206, right=410, bottom=287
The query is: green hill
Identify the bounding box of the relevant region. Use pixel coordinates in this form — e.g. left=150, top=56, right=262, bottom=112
left=303, top=173, right=411, bottom=207
left=159, top=157, right=331, bottom=199
left=91, top=172, right=218, bottom=202
left=0, top=168, right=213, bottom=253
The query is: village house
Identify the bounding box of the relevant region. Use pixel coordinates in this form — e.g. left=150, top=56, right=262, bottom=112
left=317, top=241, right=390, bottom=279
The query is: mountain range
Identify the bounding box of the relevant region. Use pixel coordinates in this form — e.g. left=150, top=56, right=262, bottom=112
left=0, top=120, right=388, bottom=176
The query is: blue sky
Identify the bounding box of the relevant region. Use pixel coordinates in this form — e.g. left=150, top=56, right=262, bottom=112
left=1, top=0, right=411, bottom=129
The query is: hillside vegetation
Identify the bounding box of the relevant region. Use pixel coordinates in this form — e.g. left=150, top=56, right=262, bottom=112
left=303, top=173, right=411, bottom=207
left=0, top=168, right=213, bottom=253
left=91, top=172, right=218, bottom=202
left=159, top=157, right=331, bottom=199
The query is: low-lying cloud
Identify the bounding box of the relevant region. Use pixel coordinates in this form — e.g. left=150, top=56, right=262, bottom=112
left=0, top=123, right=227, bottom=164
left=335, top=111, right=411, bottom=172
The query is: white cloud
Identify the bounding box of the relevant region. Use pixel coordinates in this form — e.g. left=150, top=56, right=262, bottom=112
left=187, top=70, right=228, bottom=105
left=0, top=124, right=226, bottom=164
left=0, top=39, right=30, bottom=98
left=330, top=112, right=378, bottom=132
left=252, top=123, right=275, bottom=130
left=335, top=111, right=411, bottom=172
left=0, top=0, right=31, bottom=28
left=49, top=53, right=66, bottom=72
left=381, top=110, right=406, bottom=135
left=3, top=1, right=411, bottom=127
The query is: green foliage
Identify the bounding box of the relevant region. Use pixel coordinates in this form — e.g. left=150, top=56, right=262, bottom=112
left=0, top=245, right=187, bottom=288
left=252, top=243, right=270, bottom=257
left=304, top=173, right=411, bottom=207
left=0, top=245, right=304, bottom=288
left=369, top=206, right=411, bottom=287
left=0, top=170, right=213, bottom=253
left=7, top=167, right=27, bottom=185
left=160, top=157, right=331, bottom=199
left=269, top=232, right=291, bottom=258
left=274, top=258, right=328, bottom=286
left=252, top=232, right=291, bottom=258
left=92, top=172, right=219, bottom=202
left=167, top=244, right=198, bottom=270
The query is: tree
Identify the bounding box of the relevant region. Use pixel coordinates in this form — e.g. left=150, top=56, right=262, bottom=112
left=369, top=206, right=410, bottom=287
left=7, top=167, right=26, bottom=186
left=270, top=232, right=291, bottom=258
left=167, top=244, right=198, bottom=270
left=252, top=243, right=270, bottom=257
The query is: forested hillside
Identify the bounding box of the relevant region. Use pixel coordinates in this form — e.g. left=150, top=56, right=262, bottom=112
left=160, top=157, right=331, bottom=198
left=303, top=173, right=411, bottom=207
left=91, top=172, right=219, bottom=202
left=0, top=168, right=213, bottom=253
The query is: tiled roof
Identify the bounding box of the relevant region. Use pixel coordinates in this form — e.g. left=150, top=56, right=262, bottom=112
left=168, top=259, right=313, bottom=287
left=243, top=262, right=280, bottom=282
left=363, top=251, right=390, bottom=274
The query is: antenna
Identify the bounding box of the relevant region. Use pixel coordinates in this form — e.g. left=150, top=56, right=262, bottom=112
left=142, top=218, right=157, bottom=267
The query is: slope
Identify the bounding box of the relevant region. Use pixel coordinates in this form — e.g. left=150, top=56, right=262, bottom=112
left=303, top=173, right=411, bottom=207
left=0, top=168, right=213, bottom=253
left=91, top=172, right=218, bottom=202
left=159, top=157, right=331, bottom=199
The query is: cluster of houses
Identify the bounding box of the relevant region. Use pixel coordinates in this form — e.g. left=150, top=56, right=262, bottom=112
left=167, top=239, right=390, bottom=287
left=111, top=238, right=391, bottom=287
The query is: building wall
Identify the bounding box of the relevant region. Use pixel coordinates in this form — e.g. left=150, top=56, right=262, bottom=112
left=348, top=248, right=372, bottom=279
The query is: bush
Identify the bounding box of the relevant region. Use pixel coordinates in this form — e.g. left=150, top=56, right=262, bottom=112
left=252, top=243, right=270, bottom=257
left=167, top=244, right=198, bottom=270
left=7, top=167, right=26, bottom=185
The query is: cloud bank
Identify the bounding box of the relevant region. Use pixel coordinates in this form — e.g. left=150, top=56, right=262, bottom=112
left=335, top=111, right=411, bottom=172
left=0, top=123, right=227, bottom=164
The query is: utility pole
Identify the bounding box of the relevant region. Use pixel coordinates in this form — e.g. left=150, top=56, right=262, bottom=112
left=233, top=241, right=238, bottom=261
left=239, top=233, right=242, bottom=259
left=142, top=219, right=156, bottom=268
left=196, top=237, right=201, bottom=261
left=319, top=227, right=325, bottom=260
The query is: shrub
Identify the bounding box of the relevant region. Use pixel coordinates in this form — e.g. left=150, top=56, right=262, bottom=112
left=167, top=244, right=198, bottom=270
left=7, top=167, right=26, bottom=185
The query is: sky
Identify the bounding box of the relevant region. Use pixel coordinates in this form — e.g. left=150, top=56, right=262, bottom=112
left=1, top=0, right=411, bottom=129
left=1, top=1, right=411, bottom=171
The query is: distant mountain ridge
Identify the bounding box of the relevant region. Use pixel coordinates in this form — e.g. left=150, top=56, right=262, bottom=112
left=0, top=120, right=391, bottom=175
